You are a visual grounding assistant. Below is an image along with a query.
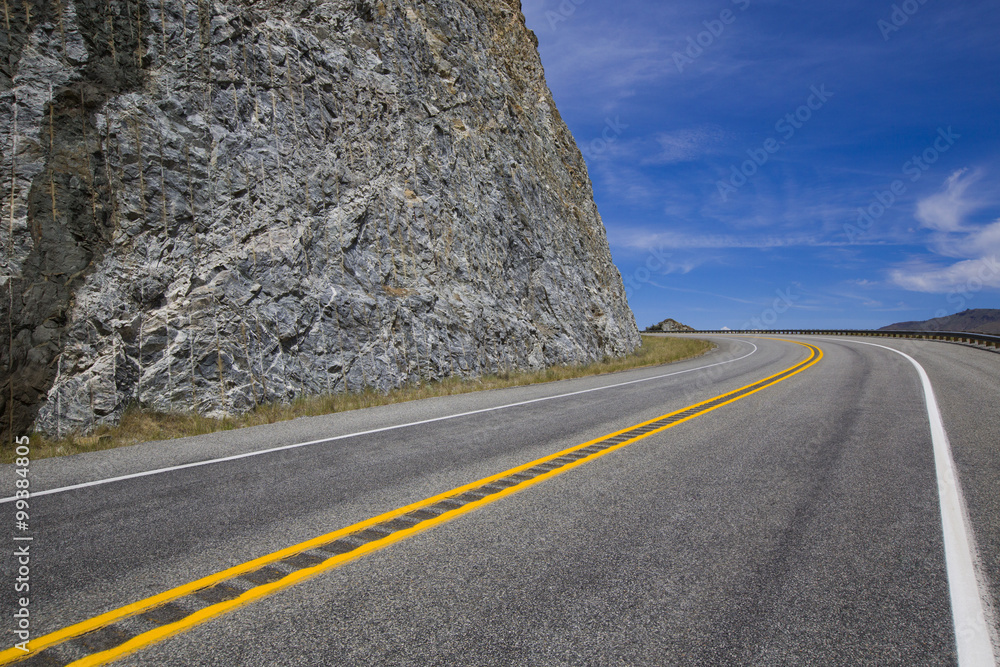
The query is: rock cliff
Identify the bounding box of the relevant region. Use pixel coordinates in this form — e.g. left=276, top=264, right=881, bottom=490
left=644, top=318, right=694, bottom=333
left=1, top=0, right=639, bottom=440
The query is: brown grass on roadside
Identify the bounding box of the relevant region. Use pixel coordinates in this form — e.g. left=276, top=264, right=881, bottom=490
left=9, top=336, right=713, bottom=462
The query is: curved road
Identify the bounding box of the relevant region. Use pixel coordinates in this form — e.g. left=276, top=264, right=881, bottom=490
left=2, top=336, right=998, bottom=665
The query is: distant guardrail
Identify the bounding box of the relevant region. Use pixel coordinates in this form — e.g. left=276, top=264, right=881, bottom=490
left=663, top=329, right=1000, bottom=350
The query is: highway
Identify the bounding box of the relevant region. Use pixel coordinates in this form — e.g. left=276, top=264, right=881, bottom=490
left=2, top=335, right=998, bottom=665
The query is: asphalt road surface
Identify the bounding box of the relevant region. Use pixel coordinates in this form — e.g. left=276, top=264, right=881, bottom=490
left=2, top=335, right=998, bottom=666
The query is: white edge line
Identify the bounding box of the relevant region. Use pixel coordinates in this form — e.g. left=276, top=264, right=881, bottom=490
left=845, top=339, right=999, bottom=666
left=0, top=340, right=759, bottom=504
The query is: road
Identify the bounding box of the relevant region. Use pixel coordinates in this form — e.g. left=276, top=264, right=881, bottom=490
left=2, top=335, right=998, bottom=665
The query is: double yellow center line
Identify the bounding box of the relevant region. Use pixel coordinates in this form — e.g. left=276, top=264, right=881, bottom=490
left=2, top=339, right=821, bottom=666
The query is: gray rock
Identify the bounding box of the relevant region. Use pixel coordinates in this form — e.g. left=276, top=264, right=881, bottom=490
left=645, top=318, right=695, bottom=333
left=1, top=0, right=639, bottom=439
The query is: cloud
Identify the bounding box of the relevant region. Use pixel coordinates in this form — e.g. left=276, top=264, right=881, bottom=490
left=914, top=168, right=982, bottom=232
left=613, top=229, right=854, bottom=250
left=890, top=256, right=1000, bottom=293
left=644, top=127, right=727, bottom=165
left=890, top=170, right=1000, bottom=292
left=645, top=281, right=760, bottom=305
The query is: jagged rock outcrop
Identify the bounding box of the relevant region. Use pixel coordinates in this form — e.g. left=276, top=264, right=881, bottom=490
left=644, top=318, right=694, bottom=333
left=1, top=0, right=639, bottom=440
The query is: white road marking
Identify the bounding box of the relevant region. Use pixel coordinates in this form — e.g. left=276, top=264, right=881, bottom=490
left=846, top=339, right=998, bottom=666
left=1, top=341, right=760, bottom=504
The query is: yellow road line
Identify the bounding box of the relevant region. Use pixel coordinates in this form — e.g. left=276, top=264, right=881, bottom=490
left=1, top=339, right=821, bottom=666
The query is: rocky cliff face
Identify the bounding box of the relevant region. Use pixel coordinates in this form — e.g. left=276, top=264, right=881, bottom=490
left=1, top=0, right=639, bottom=440
left=644, top=319, right=694, bottom=333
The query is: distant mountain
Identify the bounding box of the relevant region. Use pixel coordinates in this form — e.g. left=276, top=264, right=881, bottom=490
left=880, top=309, right=1000, bottom=334
left=644, top=318, right=696, bottom=333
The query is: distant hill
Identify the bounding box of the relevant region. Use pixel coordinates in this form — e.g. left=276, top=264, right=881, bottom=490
left=880, top=309, right=1000, bottom=334
left=644, top=318, right=696, bottom=333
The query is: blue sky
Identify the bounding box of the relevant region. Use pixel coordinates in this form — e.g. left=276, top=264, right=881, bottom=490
left=520, top=0, right=1000, bottom=330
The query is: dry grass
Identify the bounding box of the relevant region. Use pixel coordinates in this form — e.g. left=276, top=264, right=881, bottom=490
left=9, top=335, right=713, bottom=462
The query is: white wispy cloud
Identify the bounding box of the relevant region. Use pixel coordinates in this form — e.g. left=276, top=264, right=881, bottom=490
left=890, top=256, right=1000, bottom=293
left=645, top=281, right=761, bottom=305
left=914, top=168, right=981, bottom=232
left=890, top=169, right=1000, bottom=292
left=644, top=127, right=728, bottom=165
left=612, top=229, right=868, bottom=250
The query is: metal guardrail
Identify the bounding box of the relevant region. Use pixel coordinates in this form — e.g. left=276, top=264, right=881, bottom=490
left=663, top=329, right=1000, bottom=349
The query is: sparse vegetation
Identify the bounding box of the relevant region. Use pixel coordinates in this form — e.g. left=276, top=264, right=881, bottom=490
left=9, top=335, right=713, bottom=462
